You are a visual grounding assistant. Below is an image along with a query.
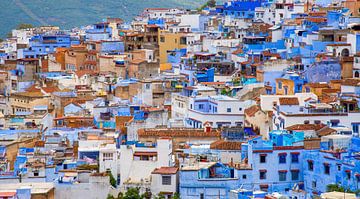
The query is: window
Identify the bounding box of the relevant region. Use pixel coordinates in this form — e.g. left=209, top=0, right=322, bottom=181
left=242, top=175, right=247, bottom=179
left=160, top=37, right=165, bottom=42
left=337, top=164, right=341, bottom=171
left=279, top=153, right=287, bottom=164
left=227, top=108, right=232, bottom=112
left=291, top=153, right=299, bottom=163
left=162, top=176, right=171, bottom=185
left=180, top=37, right=187, bottom=45
left=199, top=104, right=204, bottom=109
left=291, top=170, right=299, bottom=180
left=308, top=161, right=314, bottom=171
left=352, top=123, right=359, bottom=133
left=278, top=82, right=282, bottom=89
left=259, top=170, right=267, bottom=180
left=260, top=154, right=267, bottom=163
left=103, top=153, right=113, bottom=160
left=324, top=164, right=330, bottom=175
left=200, top=193, right=204, bottom=199
left=279, top=171, right=287, bottom=181
left=346, top=171, right=351, bottom=180
left=312, top=181, right=317, bottom=189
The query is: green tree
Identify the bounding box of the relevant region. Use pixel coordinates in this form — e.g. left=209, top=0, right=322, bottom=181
left=107, top=194, right=115, bottom=199
left=6, top=32, right=12, bottom=38
left=123, top=188, right=143, bottom=199
left=172, top=193, right=180, bottom=199
left=0, top=38, right=3, bottom=43
left=108, top=171, right=117, bottom=188
left=16, top=23, right=34, bottom=30
left=153, top=194, right=165, bottom=199
left=207, top=0, right=217, bottom=8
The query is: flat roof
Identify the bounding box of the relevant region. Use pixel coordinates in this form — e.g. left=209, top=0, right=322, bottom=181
left=0, top=183, right=54, bottom=194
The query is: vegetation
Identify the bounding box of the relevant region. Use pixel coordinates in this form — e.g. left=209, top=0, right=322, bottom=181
left=197, top=0, right=217, bottom=11
left=108, top=171, right=117, bottom=188
left=108, top=189, right=181, bottom=199
left=6, top=32, right=12, bottom=38
left=76, top=164, right=99, bottom=171
left=16, top=23, right=34, bottom=30
left=221, top=88, right=232, bottom=96
left=0, top=0, right=210, bottom=38
left=207, top=0, right=217, bottom=8
left=326, top=184, right=360, bottom=195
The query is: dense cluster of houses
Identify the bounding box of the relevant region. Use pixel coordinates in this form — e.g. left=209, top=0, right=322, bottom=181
left=0, top=0, right=360, bottom=198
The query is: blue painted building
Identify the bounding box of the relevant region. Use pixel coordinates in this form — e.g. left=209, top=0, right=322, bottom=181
left=85, top=22, right=112, bottom=41
left=17, top=34, right=79, bottom=59
left=100, top=41, right=125, bottom=54
left=217, top=0, right=265, bottom=19
left=303, top=136, right=360, bottom=197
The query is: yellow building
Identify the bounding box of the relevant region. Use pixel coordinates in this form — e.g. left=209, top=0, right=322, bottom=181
left=158, top=30, right=188, bottom=70
left=276, top=78, right=295, bottom=95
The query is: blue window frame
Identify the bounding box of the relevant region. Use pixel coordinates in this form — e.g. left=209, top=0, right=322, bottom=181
left=279, top=171, right=287, bottom=181
left=279, top=154, right=287, bottom=164
left=291, top=153, right=299, bottom=163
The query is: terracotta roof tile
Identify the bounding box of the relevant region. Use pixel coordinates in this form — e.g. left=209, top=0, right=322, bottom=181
left=279, top=97, right=299, bottom=105
left=317, top=127, right=336, bottom=137
left=342, top=78, right=360, bottom=86
left=210, top=140, right=242, bottom=150
left=152, top=167, right=178, bottom=174
left=305, top=83, right=330, bottom=88
left=286, top=123, right=326, bottom=131
left=244, top=105, right=260, bottom=117
left=138, top=128, right=221, bottom=137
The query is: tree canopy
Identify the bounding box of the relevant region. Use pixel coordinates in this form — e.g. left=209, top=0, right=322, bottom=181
left=16, top=23, right=34, bottom=30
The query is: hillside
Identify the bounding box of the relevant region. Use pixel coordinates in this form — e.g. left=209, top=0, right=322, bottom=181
left=0, top=0, right=209, bottom=38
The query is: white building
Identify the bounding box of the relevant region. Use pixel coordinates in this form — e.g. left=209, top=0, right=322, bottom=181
left=119, top=138, right=173, bottom=193
left=186, top=95, right=255, bottom=128
left=99, top=143, right=119, bottom=179
left=150, top=167, right=178, bottom=198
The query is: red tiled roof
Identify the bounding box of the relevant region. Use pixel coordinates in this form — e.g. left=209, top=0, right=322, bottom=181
left=138, top=128, right=221, bottom=137
left=210, top=140, right=242, bottom=150
left=244, top=105, right=260, bottom=117
left=305, top=83, right=329, bottom=88
left=232, top=48, right=243, bottom=55
left=42, top=86, right=60, bottom=93
left=0, top=192, right=16, bottom=197
left=279, top=97, right=299, bottom=105
left=286, top=123, right=326, bottom=131
left=152, top=167, right=178, bottom=174
left=327, top=43, right=351, bottom=47
left=317, top=127, right=337, bottom=136
left=200, top=82, right=226, bottom=85
left=342, top=78, right=360, bottom=86
left=133, top=151, right=157, bottom=156
left=74, top=70, right=97, bottom=78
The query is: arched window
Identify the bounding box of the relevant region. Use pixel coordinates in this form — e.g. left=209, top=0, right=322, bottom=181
left=355, top=71, right=359, bottom=78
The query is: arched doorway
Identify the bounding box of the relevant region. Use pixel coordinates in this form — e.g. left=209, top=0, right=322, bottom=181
left=341, top=48, right=350, bottom=57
